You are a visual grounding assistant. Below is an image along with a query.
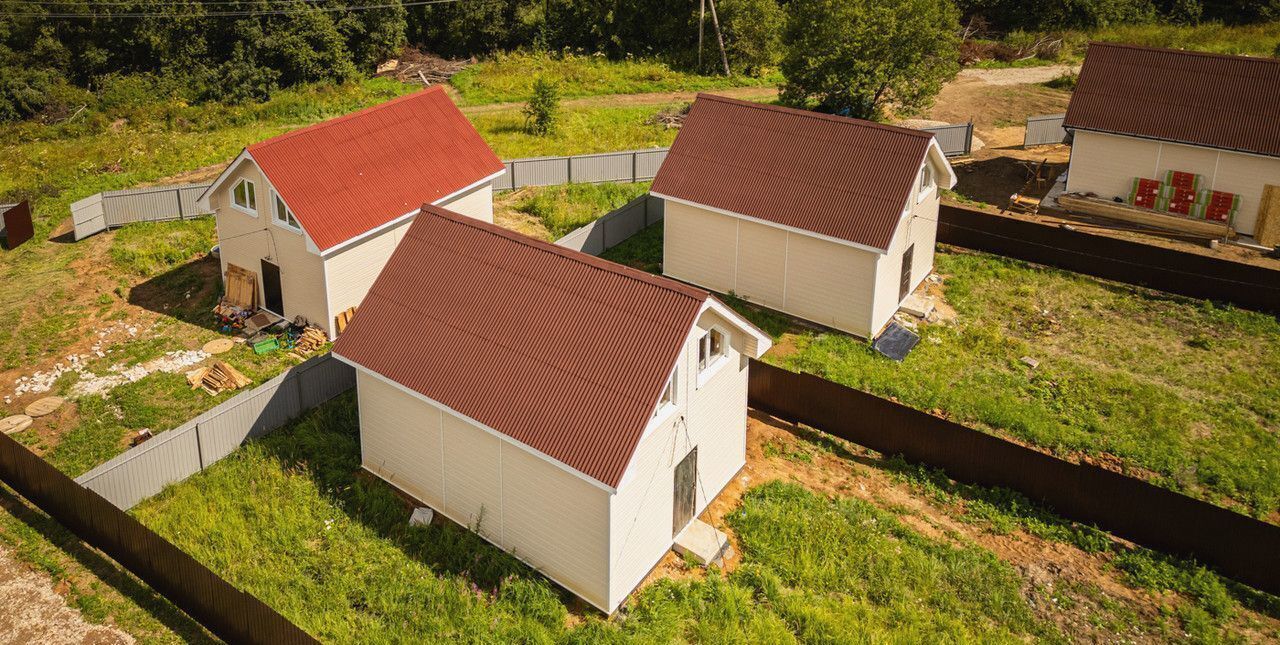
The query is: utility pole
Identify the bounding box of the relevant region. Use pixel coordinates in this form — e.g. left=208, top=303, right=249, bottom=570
left=707, top=0, right=730, bottom=76
left=697, top=0, right=706, bottom=70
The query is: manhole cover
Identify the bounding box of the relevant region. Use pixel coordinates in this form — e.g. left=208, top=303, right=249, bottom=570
left=24, top=396, right=65, bottom=418
left=0, top=414, right=33, bottom=435
left=202, top=338, right=236, bottom=355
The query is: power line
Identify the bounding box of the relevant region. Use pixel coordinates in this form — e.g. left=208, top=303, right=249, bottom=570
left=0, top=0, right=463, bottom=17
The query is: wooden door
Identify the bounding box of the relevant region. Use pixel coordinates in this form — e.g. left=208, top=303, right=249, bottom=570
left=1258, top=185, right=1280, bottom=248
left=673, top=447, right=697, bottom=537
left=898, top=244, right=915, bottom=302
left=260, top=259, right=284, bottom=316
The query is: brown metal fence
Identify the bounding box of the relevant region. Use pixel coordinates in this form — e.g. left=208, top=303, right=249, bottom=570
left=938, top=205, right=1280, bottom=314
left=0, top=432, right=318, bottom=644
left=748, top=359, right=1280, bottom=596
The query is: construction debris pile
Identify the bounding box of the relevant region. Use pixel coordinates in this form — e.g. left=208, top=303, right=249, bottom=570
left=376, top=48, right=472, bottom=86
left=186, top=361, right=252, bottom=396
left=649, top=103, right=691, bottom=129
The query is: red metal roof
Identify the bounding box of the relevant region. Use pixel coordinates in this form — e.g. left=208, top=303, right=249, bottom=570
left=651, top=94, right=934, bottom=251
left=1064, top=43, right=1280, bottom=157
left=248, top=87, right=504, bottom=252
left=332, top=205, right=710, bottom=488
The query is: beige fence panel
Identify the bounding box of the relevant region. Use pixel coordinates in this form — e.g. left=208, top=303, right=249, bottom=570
left=555, top=194, right=665, bottom=255
left=75, top=353, right=355, bottom=509
left=1025, top=114, right=1069, bottom=147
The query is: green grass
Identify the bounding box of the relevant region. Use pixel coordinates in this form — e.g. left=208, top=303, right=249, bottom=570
left=603, top=227, right=1280, bottom=519
left=514, top=181, right=651, bottom=239
left=110, top=219, right=216, bottom=277
left=973, top=21, right=1280, bottom=68
left=469, top=104, right=677, bottom=158
left=450, top=50, right=779, bottom=106
left=131, top=393, right=1059, bottom=642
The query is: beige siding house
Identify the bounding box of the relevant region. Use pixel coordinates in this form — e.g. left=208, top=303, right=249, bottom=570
left=199, top=87, right=505, bottom=338
left=332, top=205, right=771, bottom=613
left=652, top=94, right=957, bottom=338
left=1062, top=43, right=1280, bottom=243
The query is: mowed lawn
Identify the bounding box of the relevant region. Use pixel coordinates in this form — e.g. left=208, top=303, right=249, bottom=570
left=603, top=226, right=1280, bottom=520
left=132, top=394, right=1059, bottom=643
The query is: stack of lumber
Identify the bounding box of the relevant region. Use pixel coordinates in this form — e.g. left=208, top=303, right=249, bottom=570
left=335, top=306, right=358, bottom=334
left=186, top=361, right=252, bottom=395
left=1057, top=193, right=1233, bottom=238
left=295, top=326, right=327, bottom=355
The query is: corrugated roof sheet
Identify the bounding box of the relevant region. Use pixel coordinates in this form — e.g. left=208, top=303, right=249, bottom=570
left=248, top=87, right=504, bottom=252
left=650, top=93, right=934, bottom=251
left=332, top=205, right=710, bottom=488
left=1064, top=42, right=1280, bottom=157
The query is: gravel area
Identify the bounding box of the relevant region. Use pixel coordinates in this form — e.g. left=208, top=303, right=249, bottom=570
left=0, top=545, right=132, bottom=645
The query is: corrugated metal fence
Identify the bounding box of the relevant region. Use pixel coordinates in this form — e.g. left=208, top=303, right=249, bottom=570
left=1024, top=113, right=1069, bottom=147
left=937, top=205, right=1280, bottom=314
left=747, top=360, right=1280, bottom=596
left=494, top=148, right=669, bottom=190
left=928, top=122, right=974, bottom=157
left=75, top=353, right=355, bottom=509
left=555, top=194, right=665, bottom=255
left=0, top=431, right=318, bottom=643
left=71, top=183, right=213, bottom=241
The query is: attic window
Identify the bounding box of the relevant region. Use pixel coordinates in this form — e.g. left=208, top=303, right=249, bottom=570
left=232, top=179, right=257, bottom=214
left=654, top=366, right=677, bottom=418
left=696, top=327, right=727, bottom=387
left=273, top=192, right=300, bottom=230
left=918, top=163, right=936, bottom=201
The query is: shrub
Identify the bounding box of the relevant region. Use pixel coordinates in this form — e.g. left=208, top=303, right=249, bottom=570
left=522, top=76, right=560, bottom=135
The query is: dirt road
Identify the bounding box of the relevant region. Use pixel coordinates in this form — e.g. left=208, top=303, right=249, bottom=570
left=0, top=544, right=132, bottom=644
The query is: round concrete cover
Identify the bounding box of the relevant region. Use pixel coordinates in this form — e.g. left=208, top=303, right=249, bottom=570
left=24, top=396, right=64, bottom=418
left=1, top=415, right=33, bottom=435
left=202, top=338, right=235, bottom=355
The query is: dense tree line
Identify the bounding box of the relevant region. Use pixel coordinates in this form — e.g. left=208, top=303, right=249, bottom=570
left=0, top=0, right=1275, bottom=123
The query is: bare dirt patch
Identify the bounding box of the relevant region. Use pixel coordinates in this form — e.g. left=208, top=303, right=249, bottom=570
left=0, top=544, right=133, bottom=644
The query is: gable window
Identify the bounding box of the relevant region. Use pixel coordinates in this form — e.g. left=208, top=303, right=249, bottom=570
left=917, top=163, right=936, bottom=201
left=232, top=179, right=257, bottom=214
left=696, top=327, right=727, bottom=387
left=273, top=192, right=300, bottom=230
left=653, top=366, right=677, bottom=419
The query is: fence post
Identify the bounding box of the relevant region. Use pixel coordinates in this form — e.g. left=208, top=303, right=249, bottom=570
left=632, top=151, right=638, bottom=183
left=176, top=188, right=185, bottom=220
left=194, top=423, right=205, bottom=470
left=566, top=156, right=573, bottom=184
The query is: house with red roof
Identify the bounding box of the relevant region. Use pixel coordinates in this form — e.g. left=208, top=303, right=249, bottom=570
left=332, top=204, right=771, bottom=613
left=651, top=94, right=957, bottom=338
left=198, top=87, right=505, bottom=338
left=1062, top=43, right=1280, bottom=246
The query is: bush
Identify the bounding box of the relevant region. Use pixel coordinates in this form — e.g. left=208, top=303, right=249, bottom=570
left=712, top=0, right=786, bottom=75
left=522, top=77, right=560, bottom=135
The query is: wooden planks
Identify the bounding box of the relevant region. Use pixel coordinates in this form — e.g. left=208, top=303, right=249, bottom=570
left=335, top=306, right=357, bottom=335
left=186, top=361, right=252, bottom=396
left=1257, top=185, right=1280, bottom=248
left=223, top=264, right=258, bottom=309
left=1056, top=193, right=1233, bottom=238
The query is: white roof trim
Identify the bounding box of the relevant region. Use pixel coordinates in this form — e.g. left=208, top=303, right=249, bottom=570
left=196, top=148, right=252, bottom=210
left=332, top=352, right=618, bottom=494
left=700, top=297, right=772, bottom=358
left=927, top=137, right=959, bottom=189
left=316, top=168, right=506, bottom=258
left=651, top=191, right=891, bottom=255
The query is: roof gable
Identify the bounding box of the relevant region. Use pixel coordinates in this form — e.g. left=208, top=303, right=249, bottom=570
left=651, top=94, right=937, bottom=250
left=1064, top=43, right=1280, bottom=157
left=332, top=205, right=718, bottom=488
left=246, top=87, right=504, bottom=252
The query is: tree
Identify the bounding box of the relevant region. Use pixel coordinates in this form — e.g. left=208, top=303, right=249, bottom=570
left=780, top=0, right=961, bottom=121
left=713, top=0, right=786, bottom=76
left=523, top=77, right=560, bottom=135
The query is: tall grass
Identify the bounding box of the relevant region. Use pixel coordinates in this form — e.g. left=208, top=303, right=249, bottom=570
left=514, top=182, right=650, bottom=239
left=450, top=51, right=779, bottom=106
left=110, top=219, right=216, bottom=277
left=133, top=395, right=1058, bottom=642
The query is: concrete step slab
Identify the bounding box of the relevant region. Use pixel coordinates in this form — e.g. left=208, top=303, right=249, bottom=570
left=673, top=519, right=733, bottom=566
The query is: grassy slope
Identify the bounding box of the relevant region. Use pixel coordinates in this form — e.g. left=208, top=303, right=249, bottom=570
left=132, top=394, right=1055, bottom=643
left=512, top=182, right=652, bottom=239
left=972, top=21, right=1280, bottom=67
left=450, top=50, right=779, bottom=105
left=602, top=227, right=1280, bottom=519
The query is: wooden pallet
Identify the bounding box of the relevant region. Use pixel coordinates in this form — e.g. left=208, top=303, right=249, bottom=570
left=224, top=264, right=258, bottom=309
left=1056, top=193, right=1233, bottom=238
left=335, top=306, right=358, bottom=334
left=186, top=361, right=252, bottom=395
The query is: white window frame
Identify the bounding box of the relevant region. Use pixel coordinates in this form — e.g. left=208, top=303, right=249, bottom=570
left=231, top=178, right=258, bottom=216
left=271, top=189, right=302, bottom=233
left=916, top=162, right=936, bottom=203
left=651, top=365, right=678, bottom=424
left=696, top=326, right=729, bottom=388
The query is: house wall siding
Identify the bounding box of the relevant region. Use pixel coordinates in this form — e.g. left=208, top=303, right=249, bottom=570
left=323, top=181, right=494, bottom=337
left=1067, top=130, right=1280, bottom=236
left=355, top=370, right=611, bottom=610
left=607, top=308, right=749, bottom=611
left=662, top=201, right=880, bottom=338
left=871, top=161, right=942, bottom=334
left=211, top=159, right=328, bottom=330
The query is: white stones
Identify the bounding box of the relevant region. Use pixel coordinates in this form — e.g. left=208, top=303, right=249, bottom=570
left=409, top=507, right=435, bottom=527
left=1020, top=356, right=1041, bottom=369
left=900, top=293, right=935, bottom=319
